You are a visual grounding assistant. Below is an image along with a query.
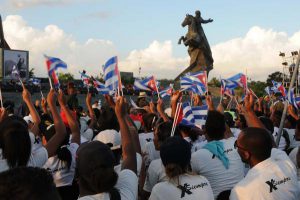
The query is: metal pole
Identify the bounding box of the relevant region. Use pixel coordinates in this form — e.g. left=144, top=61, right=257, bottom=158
left=276, top=50, right=300, bottom=146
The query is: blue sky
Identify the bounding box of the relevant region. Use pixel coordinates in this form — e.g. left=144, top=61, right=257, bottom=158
left=1, top=0, right=300, bottom=80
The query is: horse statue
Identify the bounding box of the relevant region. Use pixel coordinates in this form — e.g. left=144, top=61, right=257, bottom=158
left=177, top=12, right=214, bottom=79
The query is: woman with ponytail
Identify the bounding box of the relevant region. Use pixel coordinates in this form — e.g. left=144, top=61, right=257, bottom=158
left=43, top=89, right=80, bottom=199
left=77, top=96, right=137, bottom=200
left=149, top=137, right=214, bottom=200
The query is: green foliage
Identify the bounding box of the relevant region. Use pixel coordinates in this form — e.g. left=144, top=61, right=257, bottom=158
left=266, top=71, right=283, bottom=86
left=248, top=81, right=268, bottom=97
left=208, top=77, right=221, bottom=87
left=58, top=72, right=74, bottom=83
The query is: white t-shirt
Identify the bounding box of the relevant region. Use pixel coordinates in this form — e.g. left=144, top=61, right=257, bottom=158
left=273, top=127, right=288, bottom=151
left=230, top=128, right=241, bottom=138
left=143, top=158, right=167, bottom=192
left=0, top=146, right=48, bottom=173
left=149, top=174, right=214, bottom=200
left=78, top=169, right=138, bottom=200
left=286, top=129, right=300, bottom=149
left=230, top=148, right=300, bottom=200
left=183, top=137, right=207, bottom=153
left=142, top=141, right=160, bottom=168
left=43, top=143, right=79, bottom=187
left=289, top=147, right=300, bottom=182
left=191, top=137, right=245, bottom=198
left=139, top=132, right=154, bottom=151
left=114, top=153, right=143, bottom=177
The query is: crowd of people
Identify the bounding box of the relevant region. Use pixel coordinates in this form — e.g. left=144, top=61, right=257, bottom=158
left=0, top=81, right=299, bottom=200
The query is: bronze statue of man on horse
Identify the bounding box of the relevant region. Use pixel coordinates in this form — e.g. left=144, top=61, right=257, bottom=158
left=177, top=10, right=214, bottom=79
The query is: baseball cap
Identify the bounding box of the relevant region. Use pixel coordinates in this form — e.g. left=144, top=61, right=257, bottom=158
left=93, top=129, right=121, bottom=150
left=160, top=136, right=191, bottom=169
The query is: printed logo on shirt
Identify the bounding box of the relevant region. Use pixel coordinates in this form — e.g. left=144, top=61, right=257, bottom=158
left=34, top=137, right=41, bottom=144
left=211, top=148, right=233, bottom=159
left=146, top=138, right=152, bottom=142
left=46, top=166, right=66, bottom=174
left=177, top=182, right=209, bottom=198
left=265, top=177, right=291, bottom=193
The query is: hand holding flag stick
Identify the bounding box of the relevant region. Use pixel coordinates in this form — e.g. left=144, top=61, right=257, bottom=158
left=0, top=87, right=3, bottom=108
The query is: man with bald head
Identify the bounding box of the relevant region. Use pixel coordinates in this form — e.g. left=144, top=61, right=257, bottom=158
left=230, top=101, right=300, bottom=199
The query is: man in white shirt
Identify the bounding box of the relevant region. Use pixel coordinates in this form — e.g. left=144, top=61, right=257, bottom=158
left=230, top=127, right=300, bottom=200
left=191, top=110, right=245, bottom=198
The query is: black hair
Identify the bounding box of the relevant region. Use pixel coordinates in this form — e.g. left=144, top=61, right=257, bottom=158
left=0, top=116, right=31, bottom=168
left=0, top=167, right=60, bottom=200
left=98, top=106, right=120, bottom=132
left=44, top=125, right=72, bottom=170
left=156, top=121, right=180, bottom=143
left=259, top=116, right=274, bottom=133
left=286, top=115, right=297, bottom=129
left=3, top=100, right=14, bottom=115
left=241, top=127, right=273, bottom=161
left=178, top=125, right=199, bottom=142
left=224, top=112, right=234, bottom=128
left=205, top=111, right=226, bottom=140
left=160, top=137, right=191, bottom=179
left=142, top=113, right=157, bottom=132
left=92, top=108, right=101, bottom=119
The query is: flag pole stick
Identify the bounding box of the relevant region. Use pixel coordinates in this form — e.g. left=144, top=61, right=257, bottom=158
left=48, top=77, right=53, bottom=89
left=191, top=91, right=193, bottom=106
left=153, top=76, right=160, bottom=99
left=0, top=87, right=3, bottom=108
left=205, top=70, right=209, bottom=94
left=226, top=97, right=233, bottom=110
left=277, top=50, right=300, bottom=146
left=171, top=102, right=182, bottom=137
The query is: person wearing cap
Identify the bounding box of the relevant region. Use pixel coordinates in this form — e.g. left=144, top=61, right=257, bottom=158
left=142, top=122, right=180, bottom=198
left=149, top=137, right=214, bottom=200
left=136, top=92, right=148, bottom=108
left=77, top=96, right=138, bottom=200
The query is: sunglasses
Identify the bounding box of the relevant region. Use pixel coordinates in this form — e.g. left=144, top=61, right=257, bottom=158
left=234, top=140, right=248, bottom=152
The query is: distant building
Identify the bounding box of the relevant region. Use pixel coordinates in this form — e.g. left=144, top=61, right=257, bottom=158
left=120, top=71, right=134, bottom=81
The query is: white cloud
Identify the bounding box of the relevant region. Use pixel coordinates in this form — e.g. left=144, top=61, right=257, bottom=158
left=210, top=26, right=300, bottom=81
left=119, top=40, right=189, bottom=79
left=3, top=15, right=300, bottom=81
left=3, top=15, right=117, bottom=78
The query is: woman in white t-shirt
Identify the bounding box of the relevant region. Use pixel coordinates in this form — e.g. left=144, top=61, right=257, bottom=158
left=43, top=89, right=81, bottom=200
left=149, top=137, right=214, bottom=200
left=0, top=88, right=67, bottom=173
left=77, top=96, right=138, bottom=200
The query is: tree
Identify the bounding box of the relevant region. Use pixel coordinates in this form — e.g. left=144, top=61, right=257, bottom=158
left=58, top=72, right=74, bottom=83
left=266, top=71, right=283, bottom=86
left=208, top=77, right=221, bottom=87
left=248, top=81, right=268, bottom=97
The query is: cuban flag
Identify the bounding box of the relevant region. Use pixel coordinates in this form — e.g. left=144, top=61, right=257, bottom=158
left=160, top=86, right=173, bottom=99
left=295, top=96, right=300, bottom=108
left=186, top=71, right=207, bottom=86
left=93, top=79, right=111, bottom=95
left=133, top=76, right=158, bottom=92
left=103, top=56, right=120, bottom=91
left=287, top=88, right=298, bottom=109
left=221, top=79, right=236, bottom=95
left=265, top=86, right=273, bottom=96
left=228, top=73, right=247, bottom=88
left=79, top=71, right=90, bottom=86
left=44, top=55, right=67, bottom=75
left=179, top=102, right=196, bottom=127
left=192, top=105, right=208, bottom=127
left=31, top=78, right=41, bottom=86
left=272, top=81, right=286, bottom=97
left=180, top=76, right=206, bottom=95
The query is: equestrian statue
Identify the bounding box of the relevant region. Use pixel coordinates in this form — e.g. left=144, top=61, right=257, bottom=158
left=176, top=10, right=213, bottom=80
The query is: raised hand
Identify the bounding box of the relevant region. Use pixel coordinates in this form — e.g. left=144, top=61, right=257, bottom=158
left=22, top=85, right=32, bottom=103
left=205, top=95, right=214, bottom=110
left=47, top=89, right=57, bottom=106
left=115, top=96, right=127, bottom=118
left=58, top=89, right=66, bottom=106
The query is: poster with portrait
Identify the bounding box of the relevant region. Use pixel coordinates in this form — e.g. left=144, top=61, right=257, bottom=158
left=3, top=49, right=29, bottom=79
